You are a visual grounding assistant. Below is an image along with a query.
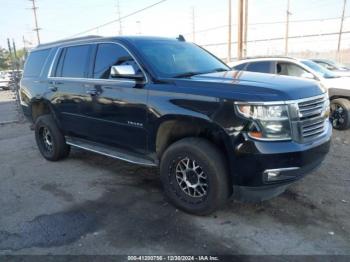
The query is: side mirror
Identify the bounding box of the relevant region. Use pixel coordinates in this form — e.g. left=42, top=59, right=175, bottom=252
left=110, top=65, right=144, bottom=80
left=301, top=72, right=315, bottom=80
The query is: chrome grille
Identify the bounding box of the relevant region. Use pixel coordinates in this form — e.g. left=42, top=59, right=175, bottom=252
left=298, top=97, right=325, bottom=120
left=296, top=95, right=329, bottom=142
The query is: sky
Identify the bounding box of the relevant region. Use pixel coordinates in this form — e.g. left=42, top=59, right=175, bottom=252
left=1, top=0, right=349, bottom=60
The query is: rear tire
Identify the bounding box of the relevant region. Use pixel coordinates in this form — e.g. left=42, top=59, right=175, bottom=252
left=330, top=98, right=350, bottom=130
left=160, top=137, right=230, bottom=215
left=35, top=115, right=70, bottom=161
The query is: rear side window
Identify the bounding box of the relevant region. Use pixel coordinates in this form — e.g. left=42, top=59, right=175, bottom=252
left=23, top=49, right=50, bottom=77
left=57, top=45, right=90, bottom=78
left=246, top=61, right=273, bottom=74
left=93, top=43, right=141, bottom=79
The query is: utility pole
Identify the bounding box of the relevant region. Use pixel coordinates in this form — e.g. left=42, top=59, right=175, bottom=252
left=243, top=0, right=249, bottom=58
left=12, top=40, right=18, bottom=61
left=116, top=0, right=123, bottom=35
left=237, top=0, right=244, bottom=60
left=22, top=36, right=28, bottom=60
left=337, top=0, right=347, bottom=60
left=227, top=0, right=232, bottom=63
left=29, top=0, right=41, bottom=45
left=191, top=7, right=196, bottom=42
left=285, top=0, right=291, bottom=55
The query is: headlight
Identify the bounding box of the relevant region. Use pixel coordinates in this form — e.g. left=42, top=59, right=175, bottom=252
left=236, top=104, right=291, bottom=140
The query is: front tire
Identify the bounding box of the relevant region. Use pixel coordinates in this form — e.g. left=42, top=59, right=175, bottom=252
left=35, top=115, right=70, bottom=161
left=160, top=138, right=230, bottom=215
left=330, top=98, right=350, bottom=130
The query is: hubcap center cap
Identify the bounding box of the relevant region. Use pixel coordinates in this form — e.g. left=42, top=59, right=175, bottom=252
left=186, top=170, right=198, bottom=185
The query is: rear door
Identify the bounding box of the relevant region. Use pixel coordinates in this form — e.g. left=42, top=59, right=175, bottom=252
left=48, top=44, right=95, bottom=137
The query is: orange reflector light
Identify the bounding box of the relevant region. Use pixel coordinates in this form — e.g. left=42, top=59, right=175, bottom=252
left=249, top=131, right=263, bottom=138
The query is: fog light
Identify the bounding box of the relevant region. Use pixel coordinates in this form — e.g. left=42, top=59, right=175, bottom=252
left=263, top=167, right=300, bottom=182
left=267, top=171, right=280, bottom=179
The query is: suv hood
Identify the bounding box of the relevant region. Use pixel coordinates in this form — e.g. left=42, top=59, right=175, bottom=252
left=173, top=70, right=326, bottom=102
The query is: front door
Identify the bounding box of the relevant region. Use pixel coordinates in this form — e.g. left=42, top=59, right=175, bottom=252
left=84, top=43, right=149, bottom=153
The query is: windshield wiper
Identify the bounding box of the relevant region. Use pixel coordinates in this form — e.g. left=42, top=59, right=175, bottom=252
left=210, top=68, right=230, bottom=73
left=173, top=72, right=203, bottom=78
left=173, top=68, right=230, bottom=78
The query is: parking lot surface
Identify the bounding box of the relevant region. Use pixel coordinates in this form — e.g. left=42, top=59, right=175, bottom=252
left=0, top=90, right=19, bottom=124
left=0, top=100, right=349, bottom=255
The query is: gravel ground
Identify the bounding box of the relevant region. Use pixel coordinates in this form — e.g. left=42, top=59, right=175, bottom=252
left=0, top=98, right=349, bottom=256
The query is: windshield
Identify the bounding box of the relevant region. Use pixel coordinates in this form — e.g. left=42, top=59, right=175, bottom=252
left=301, top=60, right=339, bottom=79
left=134, top=40, right=230, bottom=78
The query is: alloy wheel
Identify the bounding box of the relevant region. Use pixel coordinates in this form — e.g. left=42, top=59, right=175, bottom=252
left=175, top=157, right=208, bottom=198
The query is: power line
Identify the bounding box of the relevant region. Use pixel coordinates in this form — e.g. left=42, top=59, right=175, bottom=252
left=184, top=16, right=350, bottom=36
left=201, top=31, right=350, bottom=47
left=68, top=0, right=167, bottom=38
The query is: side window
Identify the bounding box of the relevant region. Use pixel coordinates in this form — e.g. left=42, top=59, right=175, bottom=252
left=246, top=61, right=272, bottom=73
left=93, top=43, right=141, bottom=79
left=233, top=63, right=248, bottom=71
left=319, top=62, right=336, bottom=70
left=276, top=62, right=308, bottom=77
left=23, top=49, right=51, bottom=77
left=58, top=45, right=90, bottom=78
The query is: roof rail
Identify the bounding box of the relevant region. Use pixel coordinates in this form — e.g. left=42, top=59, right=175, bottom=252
left=243, top=55, right=298, bottom=60
left=36, top=35, right=103, bottom=49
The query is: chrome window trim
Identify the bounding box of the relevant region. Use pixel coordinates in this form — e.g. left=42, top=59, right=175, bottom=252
left=47, top=48, right=61, bottom=78
left=47, top=41, right=149, bottom=84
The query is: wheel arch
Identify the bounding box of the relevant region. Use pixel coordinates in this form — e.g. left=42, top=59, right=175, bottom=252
left=152, top=115, right=235, bottom=184
left=30, top=98, right=59, bottom=124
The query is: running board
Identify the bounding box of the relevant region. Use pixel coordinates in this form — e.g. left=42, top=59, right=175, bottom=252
left=65, top=136, right=157, bottom=167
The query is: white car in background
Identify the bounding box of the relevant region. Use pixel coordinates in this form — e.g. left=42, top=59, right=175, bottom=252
left=232, top=57, right=350, bottom=130
left=312, top=58, right=350, bottom=77
left=0, top=73, right=10, bottom=90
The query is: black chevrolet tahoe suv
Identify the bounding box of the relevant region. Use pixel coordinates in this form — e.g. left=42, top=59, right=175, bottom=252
left=20, top=36, right=331, bottom=215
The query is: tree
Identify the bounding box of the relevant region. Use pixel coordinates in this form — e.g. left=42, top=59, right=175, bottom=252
left=0, top=48, right=10, bottom=71
left=0, top=47, right=27, bottom=71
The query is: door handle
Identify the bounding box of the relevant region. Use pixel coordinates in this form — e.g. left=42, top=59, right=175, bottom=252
left=48, top=80, right=63, bottom=92
left=86, top=89, right=98, bottom=96
left=48, top=86, right=57, bottom=92
left=48, top=80, right=63, bottom=85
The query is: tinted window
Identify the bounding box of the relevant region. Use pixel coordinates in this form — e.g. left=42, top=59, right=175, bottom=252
left=300, top=60, right=338, bottom=79
left=93, top=43, right=141, bottom=79
left=23, top=49, right=50, bottom=77
left=135, top=40, right=229, bottom=78
left=60, top=45, right=90, bottom=78
left=233, top=63, right=248, bottom=71
left=246, top=61, right=272, bottom=73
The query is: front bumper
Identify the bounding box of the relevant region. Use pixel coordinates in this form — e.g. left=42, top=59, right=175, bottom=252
left=230, top=121, right=332, bottom=202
